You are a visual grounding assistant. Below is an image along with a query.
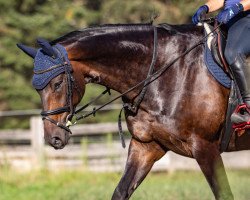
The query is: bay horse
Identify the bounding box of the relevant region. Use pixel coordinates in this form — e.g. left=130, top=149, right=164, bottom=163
left=17, top=23, right=250, bottom=200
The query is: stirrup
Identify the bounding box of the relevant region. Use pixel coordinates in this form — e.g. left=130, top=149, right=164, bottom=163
left=232, top=104, right=250, bottom=131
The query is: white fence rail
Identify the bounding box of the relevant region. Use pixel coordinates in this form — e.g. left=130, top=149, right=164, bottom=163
left=0, top=116, right=130, bottom=171
left=0, top=117, right=250, bottom=172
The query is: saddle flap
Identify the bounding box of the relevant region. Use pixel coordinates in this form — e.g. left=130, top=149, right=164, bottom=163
left=204, top=23, right=229, bottom=72
left=211, top=37, right=224, bottom=67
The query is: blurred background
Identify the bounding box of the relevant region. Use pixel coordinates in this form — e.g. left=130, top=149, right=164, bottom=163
left=1, top=0, right=250, bottom=200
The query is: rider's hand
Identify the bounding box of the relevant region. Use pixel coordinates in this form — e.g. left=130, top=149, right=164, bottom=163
left=192, top=5, right=209, bottom=25
left=217, top=3, right=244, bottom=24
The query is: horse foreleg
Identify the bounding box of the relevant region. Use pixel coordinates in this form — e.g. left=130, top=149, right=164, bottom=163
left=192, top=138, right=234, bottom=200
left=111, top=138, right=166, bottom=200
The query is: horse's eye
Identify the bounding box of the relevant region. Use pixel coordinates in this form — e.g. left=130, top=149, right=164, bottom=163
left=54, top=80, right=63, bottom=90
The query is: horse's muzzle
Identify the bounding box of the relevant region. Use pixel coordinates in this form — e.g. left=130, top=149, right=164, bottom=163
left=45, top=129, right=70, bottom=149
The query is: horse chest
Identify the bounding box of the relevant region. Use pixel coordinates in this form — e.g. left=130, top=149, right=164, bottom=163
left=125, top=111, right=189, bottom=153
left=126, top=113, right=155, bottom=143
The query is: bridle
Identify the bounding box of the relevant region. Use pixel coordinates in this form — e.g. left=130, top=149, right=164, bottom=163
left=38, top=22, right=222, bottom=138
left=37, top=46, right=81, bottom=133
left=36, top=26, right=158, bottom=134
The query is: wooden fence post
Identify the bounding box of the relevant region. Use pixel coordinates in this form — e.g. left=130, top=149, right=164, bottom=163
left=30, top=116, right=45, bottom=169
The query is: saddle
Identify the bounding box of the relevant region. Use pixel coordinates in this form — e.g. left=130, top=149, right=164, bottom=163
left=204, top=23, right=244, bottom=152
left=204, top=23, right=230, bottom=76
left=211, top=28, right=228, bottom=72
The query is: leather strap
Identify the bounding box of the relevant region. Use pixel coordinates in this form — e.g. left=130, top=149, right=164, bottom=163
left=41, top=106, right=70, bottom=116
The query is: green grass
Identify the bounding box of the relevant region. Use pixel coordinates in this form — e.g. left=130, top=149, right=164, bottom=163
left=0, top=169, right=250, bottom=200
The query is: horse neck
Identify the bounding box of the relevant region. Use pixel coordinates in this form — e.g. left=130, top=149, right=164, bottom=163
left=65, top=25, right=156, bottom=98
left=63, top=24, right=205, bottom=102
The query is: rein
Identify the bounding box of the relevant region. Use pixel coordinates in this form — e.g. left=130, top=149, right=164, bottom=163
left=74, top=26, right=158, bottom=117
left=38, top=21, right=222, bottom=147
left=72, top=22, right=222, bottom=122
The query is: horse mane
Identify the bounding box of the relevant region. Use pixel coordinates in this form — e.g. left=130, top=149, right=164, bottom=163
left=50, top=23, right=153, bottom=45
left=50, top=23, right=200, bottom=46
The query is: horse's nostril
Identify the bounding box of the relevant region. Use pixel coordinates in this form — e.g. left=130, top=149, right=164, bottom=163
left=51, top=137, right=63, bottom=149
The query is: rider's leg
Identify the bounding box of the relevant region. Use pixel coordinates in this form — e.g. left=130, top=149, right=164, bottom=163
left=228, top=55, right=250, bottom=124
left=224, top=15, right=250, bottom=124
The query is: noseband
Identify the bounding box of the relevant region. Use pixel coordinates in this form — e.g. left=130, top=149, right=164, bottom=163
left=37, top=47, right=80, bottom=133
left=36, top=23, right=221, bottom=137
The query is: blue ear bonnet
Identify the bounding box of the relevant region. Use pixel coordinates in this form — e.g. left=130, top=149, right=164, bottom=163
left=32, top=44, right=71, bottom=90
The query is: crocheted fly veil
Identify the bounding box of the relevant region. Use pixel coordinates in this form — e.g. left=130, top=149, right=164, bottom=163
left=17, top=38, right=71, bottom=90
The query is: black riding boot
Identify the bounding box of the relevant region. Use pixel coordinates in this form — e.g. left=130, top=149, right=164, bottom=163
left=231, top=55, right=250, bottom=125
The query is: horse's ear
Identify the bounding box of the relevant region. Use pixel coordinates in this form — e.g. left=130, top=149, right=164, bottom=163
left=16, top=44, right=37, bottom=59
left=37, top=38, right=57, bottom=58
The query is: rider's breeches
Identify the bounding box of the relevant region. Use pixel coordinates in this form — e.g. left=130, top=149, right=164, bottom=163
left=225, top=14, right=250, bottom=65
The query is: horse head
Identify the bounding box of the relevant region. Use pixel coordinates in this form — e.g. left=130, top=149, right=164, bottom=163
left=17, top=38, right=85, bottom=149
